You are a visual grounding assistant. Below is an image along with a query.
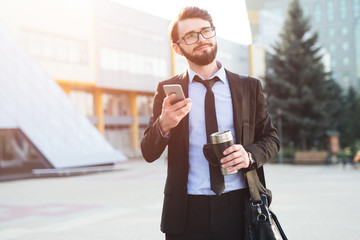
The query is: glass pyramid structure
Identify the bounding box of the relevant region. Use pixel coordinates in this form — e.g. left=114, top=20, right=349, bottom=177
left=0, top=22, right=126, bottom=172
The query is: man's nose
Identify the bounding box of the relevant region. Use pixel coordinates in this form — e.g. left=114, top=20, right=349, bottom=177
left=197, top=34, right=207, bottom=43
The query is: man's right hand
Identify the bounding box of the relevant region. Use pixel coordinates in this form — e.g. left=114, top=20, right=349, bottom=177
left=159, top=93, right=192, bottom=134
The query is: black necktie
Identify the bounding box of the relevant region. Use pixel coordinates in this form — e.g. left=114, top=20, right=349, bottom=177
left=194, top=75, right=225, bottom=196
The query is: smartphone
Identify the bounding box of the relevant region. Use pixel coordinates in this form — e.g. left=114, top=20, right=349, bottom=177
left=163, top=84, right=186, bottom=105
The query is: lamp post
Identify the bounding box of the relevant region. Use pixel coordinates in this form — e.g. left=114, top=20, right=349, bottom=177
left=277, top=109, right=284, bottom=164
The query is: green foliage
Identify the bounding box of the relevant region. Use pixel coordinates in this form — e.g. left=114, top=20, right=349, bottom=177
left=339, top=88, right=360, bottom=153
left=264, top=0, right=343, bottom=150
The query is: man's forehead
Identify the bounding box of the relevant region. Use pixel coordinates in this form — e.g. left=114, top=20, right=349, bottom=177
left=177, top=18, right=211, bottom=34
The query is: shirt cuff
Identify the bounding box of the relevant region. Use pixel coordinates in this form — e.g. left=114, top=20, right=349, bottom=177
left=248, top=151, right=255, bottom=166
left=159, top=125, right=170, bottom=138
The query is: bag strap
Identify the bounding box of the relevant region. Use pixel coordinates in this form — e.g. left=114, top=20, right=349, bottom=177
left=246, top=169, right=272, bottom=205
left=237, top=75, right=273, bottom=204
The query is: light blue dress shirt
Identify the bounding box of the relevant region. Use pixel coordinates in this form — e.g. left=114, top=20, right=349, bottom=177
left=187, top=61, right=248, bottom=195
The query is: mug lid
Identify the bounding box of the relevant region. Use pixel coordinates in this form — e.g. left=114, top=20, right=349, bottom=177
left=210, top=130, right=233, bottom=144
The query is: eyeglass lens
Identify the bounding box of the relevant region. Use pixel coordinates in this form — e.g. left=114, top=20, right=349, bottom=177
left=184, top=27, right=215, bottom=45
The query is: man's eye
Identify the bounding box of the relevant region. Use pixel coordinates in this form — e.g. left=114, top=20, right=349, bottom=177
left=203, top=29, right=211, bottom=34
left=185, top=32, right=198, bottom=39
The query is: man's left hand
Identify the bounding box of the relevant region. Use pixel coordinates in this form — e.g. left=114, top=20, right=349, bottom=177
left=220, top=144, right=250, bottom=173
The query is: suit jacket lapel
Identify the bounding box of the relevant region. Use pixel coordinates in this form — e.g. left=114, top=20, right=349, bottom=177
left=226, top=69, right=244, bottom=145
left=177, top=72, right=190, bottom=158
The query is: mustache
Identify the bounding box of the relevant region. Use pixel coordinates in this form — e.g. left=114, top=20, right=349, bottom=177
left=193, top=43, right=213, bottom=52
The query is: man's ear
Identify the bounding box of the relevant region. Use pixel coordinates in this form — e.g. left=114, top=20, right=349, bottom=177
left=172, top=43, right=183, bottom=56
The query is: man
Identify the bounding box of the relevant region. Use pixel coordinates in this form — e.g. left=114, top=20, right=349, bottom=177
left=141, top=6, right=279, bottom=240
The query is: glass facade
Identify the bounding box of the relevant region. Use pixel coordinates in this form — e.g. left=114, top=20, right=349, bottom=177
left=0, top=0, right=251, bottom=162
left=326, top=1, right=334, bottom=22
left=314, top=2, right=322, bottom=23
left=20, top=30, right=88, bottom=65
left=305, top=0, right=359, bottom=89
left=356, top=21, right=360, bottom=82
left=342, top=74, right=350, bottom=85
left=341, top=26, right=348, bottom=36
left=0, top=22, right=126, bottom=169
left=329, top=43, right=336, bottom=52
left=137, top=95, right=153, bottom=119
left=303, top=5, right=309, bottom=18
left=0, top=129, right=50, bottom=176
left=355, top=0, right=360, bottom=18
left=69, top=90, right=94, bottom=117
left=95, top=1, right=171, bottom=93
left=103, top=93, right=130, bottom=117
left=340, top=0, right=347, bottom=20
left=253, top=0, right=360, bottom=89
left=331, top=59, right=337, bottom=68
left=99, top=47, right=167, bottom=78
left=328, top=28, right=336, bottom=37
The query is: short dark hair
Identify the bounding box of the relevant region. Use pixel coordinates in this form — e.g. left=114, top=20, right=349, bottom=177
left=168, top=6, right=214, bottom=43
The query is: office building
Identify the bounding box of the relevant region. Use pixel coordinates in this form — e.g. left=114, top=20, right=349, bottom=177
left=246, top=0, right=360, bottom=90
left=0, top=0, right=250, bottom=162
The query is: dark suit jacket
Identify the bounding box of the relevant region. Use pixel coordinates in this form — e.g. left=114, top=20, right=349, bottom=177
left=141, top=69, right=279, bottom=234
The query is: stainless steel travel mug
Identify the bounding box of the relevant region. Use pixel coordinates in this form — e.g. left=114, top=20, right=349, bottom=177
left=210, top=130, right=237, bottom=175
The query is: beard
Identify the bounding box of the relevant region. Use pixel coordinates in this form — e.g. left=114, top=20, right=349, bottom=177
left=180, top=42, right=217, bottom=66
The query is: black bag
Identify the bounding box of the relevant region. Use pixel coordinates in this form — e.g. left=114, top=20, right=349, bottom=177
left=244, top=169, right=287, bottom=240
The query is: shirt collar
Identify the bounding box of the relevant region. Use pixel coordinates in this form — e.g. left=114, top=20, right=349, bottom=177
left=188, top=61, right=226, bottom=83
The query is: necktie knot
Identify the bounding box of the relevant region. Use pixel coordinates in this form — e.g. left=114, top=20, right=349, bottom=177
left=193, top=75, right=219, bottom=90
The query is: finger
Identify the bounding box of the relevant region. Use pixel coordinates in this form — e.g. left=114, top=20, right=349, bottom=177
left=227, top=162, right=247, bottom=173
left=177, top=101, right=192, bottom=116
left=223, top=144, right=243, bottom=155
left=221, top=150, right=241, bottom=164
left=164, top=93, right=176, bottom=106
left=172, top=98, right=192, bottom=110
left=221, top=154, right=244, bottom=168
left=228, top=158, right=249, bottom=171
left=166, top=101, right=192, bottom=128
left=228, top=154, right=251, bottom=171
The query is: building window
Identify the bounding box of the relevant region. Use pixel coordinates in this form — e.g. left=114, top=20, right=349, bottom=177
left=341, top=26, right=348, bottom=36
left=68, top=91, right=94, bottom=117
left=99, top=47, right=168, bottom=78
left=314, top=2, right=322, bottom=23
left=103, top=93, right=130, bottom=117
left=102, top=20, right=167, bottom=44
left=21, top=30, right=88, bottom=65
left=332, top=72, right=337, bottom=80
left=342, top=42, right=349, bottom=51
left=327, top=1, right=334, bottom=22
left=342, top=74, right=350, bottom=84
left=343, top=57, right=350, bottom=66
left=331, top=59, right=337, bottom=68
left=354, top=0, right=360, bottom=18
left=340, top=0, right=347, bottom=20
left=329, top=43, right=336, bottom=52
left=355, top=21, right=360, bottom=79
left=137, top=95, right=153, bottom=117
left=303, top=5, right=309, bottom=18
left=328, top=28, right=336, bottom=37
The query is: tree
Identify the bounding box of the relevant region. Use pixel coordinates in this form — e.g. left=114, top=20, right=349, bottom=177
left=340, top=87, right=360, bottom=153
left=264, top=0, right=343, bottom=150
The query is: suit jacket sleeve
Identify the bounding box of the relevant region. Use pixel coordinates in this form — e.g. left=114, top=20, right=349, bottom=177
left=244, top=79, right=280, bottom=169
left=141, top=82, right=169, bottom=162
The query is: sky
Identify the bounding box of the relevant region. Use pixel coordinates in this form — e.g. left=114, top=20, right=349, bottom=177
left=112, top=0, right=252, bottom=45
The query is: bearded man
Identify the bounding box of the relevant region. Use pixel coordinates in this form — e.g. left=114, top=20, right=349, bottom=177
left=141, top=6, right=279, bottom=240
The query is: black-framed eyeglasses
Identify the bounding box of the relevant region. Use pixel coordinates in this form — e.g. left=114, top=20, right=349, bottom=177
left=176, top=26, right=216, bottom=45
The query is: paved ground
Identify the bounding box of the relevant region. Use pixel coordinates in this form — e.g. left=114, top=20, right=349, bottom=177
left=0, top=158, right=359, bottom=240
